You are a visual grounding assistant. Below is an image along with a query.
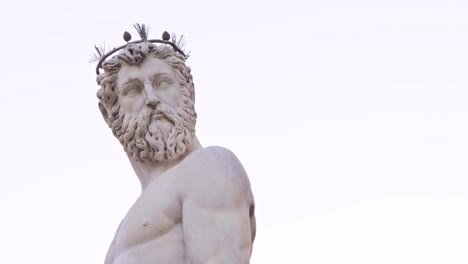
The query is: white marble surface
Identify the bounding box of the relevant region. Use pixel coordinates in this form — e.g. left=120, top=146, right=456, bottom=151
left=96, top=44, right=255, bottom=264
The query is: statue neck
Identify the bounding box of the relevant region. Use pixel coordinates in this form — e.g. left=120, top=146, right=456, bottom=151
left=128, top=136, right=203, bottom=192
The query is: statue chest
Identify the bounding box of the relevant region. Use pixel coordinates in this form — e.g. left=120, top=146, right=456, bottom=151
left=114, top=177, right=183, bottom=254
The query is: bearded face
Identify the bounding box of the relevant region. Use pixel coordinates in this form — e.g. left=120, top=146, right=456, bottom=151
left=108, top=56, right=196, bottom=162
left=118, top=96, right=195, bottom=162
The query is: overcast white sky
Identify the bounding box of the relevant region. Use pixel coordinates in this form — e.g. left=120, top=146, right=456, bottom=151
left=0, top=0, right=467, bottom=263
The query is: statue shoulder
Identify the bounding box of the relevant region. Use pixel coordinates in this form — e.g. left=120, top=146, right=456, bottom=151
left=190, top=146, right=247, bottom=176
left=180, top=146, right=253, bottom=207
left=197, top=145, right=239, bottom=160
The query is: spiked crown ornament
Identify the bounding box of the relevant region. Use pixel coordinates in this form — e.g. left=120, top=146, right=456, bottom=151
left=92, top=23, right=189, bottom=75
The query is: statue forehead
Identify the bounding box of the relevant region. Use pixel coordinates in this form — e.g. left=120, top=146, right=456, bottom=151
left=116, top=57, right=176, bottom=88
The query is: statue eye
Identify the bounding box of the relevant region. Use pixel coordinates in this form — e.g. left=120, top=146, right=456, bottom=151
left=125, top=86, right=141, bottom=96
left=156, top=78, right=173, bottom=89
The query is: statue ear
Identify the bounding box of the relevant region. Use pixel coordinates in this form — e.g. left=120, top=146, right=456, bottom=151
left=98, top=103, right=109, bottom=124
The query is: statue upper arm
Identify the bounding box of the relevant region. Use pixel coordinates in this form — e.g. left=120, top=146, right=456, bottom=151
left=104, top=236, right=116, bottom=264
left=104, top=219, right=125, bottom=264
left=181, top=146, right=255, bottom=264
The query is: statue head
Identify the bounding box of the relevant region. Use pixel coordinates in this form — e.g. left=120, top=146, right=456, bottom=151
left=96, top=42, right=196, bottom=162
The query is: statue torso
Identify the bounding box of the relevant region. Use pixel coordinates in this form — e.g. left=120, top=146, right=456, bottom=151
left=106, top=146, right=256, bottom=264
left=111, top=159, right=188, bottom=263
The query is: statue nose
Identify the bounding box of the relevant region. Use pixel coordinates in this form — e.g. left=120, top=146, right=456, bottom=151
left=145, top=84, right=160, bottom=108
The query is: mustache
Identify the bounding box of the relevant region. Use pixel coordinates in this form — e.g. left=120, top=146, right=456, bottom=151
left=141, top=105, right=176, bottom=125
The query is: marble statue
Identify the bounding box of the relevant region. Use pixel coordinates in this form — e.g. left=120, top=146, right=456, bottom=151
left=94, top=25, right=256, bottom=264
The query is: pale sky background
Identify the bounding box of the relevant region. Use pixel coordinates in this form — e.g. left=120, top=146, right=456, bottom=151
left=0, top=0, right=467, bottom=263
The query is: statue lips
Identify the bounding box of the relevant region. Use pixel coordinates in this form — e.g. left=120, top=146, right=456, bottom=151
left=152, top=112, right=166, bottom=121
left=150, top=111, right=175, bottom=126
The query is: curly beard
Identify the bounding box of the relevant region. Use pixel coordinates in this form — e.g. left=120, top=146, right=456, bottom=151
left=112, top=96, right=196, bottom=162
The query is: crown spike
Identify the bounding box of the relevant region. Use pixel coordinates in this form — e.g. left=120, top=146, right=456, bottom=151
left=134, top=23, right=149, bottom=40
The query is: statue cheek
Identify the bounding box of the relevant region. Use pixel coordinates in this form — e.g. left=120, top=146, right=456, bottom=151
left=121, top=97, right=145, bottom=115
left=132, top=99, right=145, bottom=114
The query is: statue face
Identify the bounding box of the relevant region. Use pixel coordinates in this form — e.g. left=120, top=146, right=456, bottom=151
left=116, top=57, right=181, bottom=123
left=113, top=56, right=196, bottom=162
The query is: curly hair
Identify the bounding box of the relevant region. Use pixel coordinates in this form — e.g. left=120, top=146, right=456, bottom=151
left=97, top=42, right=195, bottom=123
left=96, top=42, right=197, bottom=161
